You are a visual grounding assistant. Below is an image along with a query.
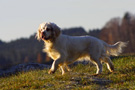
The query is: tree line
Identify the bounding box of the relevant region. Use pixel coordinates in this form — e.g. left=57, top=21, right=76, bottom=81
left=0, top=12, right=135, bottom=69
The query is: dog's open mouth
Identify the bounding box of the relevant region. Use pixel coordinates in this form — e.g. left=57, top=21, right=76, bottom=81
left=41, top=34, right=51, bottom=40
left=41, top=32, right=47, bottom=40
left=42, top=35, right=46, bottom=39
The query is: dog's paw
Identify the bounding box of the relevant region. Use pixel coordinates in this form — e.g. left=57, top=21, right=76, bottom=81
left=92, top=73, right=102, bottom=76
left=48, top=69, right=55, bottom=74
left=92, top=74, right=100, bottom=76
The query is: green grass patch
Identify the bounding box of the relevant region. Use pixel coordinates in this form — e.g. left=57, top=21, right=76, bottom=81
left=0, top=56, right=135, bottom=89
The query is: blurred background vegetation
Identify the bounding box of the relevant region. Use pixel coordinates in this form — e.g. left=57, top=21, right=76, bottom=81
left=0, top=12, right=135, bottom=69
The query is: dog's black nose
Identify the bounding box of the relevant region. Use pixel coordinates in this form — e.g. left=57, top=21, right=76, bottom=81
left=42, top=31, right=45, bottom=35
left=42, top=31, right=46, bottom=39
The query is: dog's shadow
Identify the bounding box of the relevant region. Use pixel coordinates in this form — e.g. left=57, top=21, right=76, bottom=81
left=68, top=72, right=113, bottom=86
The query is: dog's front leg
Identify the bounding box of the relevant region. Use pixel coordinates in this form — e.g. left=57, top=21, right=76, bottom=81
left=48, top=58, right=64, bottom=74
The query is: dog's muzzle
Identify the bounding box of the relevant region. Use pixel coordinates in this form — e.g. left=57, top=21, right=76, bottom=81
left=41, top=32, right=46, bottom=39
left=41, top=31, right=51, bottom=40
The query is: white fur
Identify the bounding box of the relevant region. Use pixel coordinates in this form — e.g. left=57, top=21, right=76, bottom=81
left=36, top=22, right=128, bottom=75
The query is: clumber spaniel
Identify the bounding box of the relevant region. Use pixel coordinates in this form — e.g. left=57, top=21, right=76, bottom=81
left=36, top=22, right=127, bottom=75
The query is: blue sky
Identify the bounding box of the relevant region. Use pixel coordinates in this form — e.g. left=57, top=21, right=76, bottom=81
left=0, top=0, right=135, bottom=42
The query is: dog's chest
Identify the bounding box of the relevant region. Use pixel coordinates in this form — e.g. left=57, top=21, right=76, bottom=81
left=45, top=43, right=60, bottom=60
left=48, top=49, right=60, bottom=60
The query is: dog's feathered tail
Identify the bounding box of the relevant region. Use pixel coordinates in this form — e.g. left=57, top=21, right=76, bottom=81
left=104, top=41, right=128, bottom=56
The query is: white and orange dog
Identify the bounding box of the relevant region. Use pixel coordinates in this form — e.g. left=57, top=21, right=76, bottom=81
left=36, top=22, right=127, bottom=75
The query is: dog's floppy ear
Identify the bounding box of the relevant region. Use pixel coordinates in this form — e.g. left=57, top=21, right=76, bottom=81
left=35, top=26, right=42, bottom=41
left=51, top=23, right=61, bottom=37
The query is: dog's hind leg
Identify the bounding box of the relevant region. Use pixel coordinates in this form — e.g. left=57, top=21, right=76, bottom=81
left=95, top=60, right=102, bottom=74
left=90, top=57, right=102, bottom=75
left=100, top=56, right=114, bottom=72
left=105, top=57, right=114, bottom=72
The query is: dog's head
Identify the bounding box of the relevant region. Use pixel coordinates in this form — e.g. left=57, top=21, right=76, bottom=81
left=36, top=22, right=61, bottom=41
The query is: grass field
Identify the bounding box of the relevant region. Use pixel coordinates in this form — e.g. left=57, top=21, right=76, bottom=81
left=0, top=56, right=135, bottom=89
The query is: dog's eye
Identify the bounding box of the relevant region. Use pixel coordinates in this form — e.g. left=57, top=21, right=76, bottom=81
left=46, top=28, right=50, bottom=31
